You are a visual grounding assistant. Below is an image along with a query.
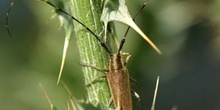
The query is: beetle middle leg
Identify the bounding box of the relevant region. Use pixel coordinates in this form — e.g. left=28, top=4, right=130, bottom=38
left=80, top=62, right=109, bottom=86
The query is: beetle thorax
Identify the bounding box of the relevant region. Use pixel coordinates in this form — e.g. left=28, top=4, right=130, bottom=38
left=109, top=53, right=125, bottom=71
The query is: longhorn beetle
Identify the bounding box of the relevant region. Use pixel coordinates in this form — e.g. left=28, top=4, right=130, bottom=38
left=81, top=2, right=151, bottom=110
left=6, top=0, right=159, bottom=109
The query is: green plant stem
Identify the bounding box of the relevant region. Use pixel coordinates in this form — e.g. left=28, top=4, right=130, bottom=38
left=69, top=0, right=111, bottom=106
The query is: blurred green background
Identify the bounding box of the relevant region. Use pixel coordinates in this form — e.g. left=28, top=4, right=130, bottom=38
left=0, top=0, right=219, bottom=110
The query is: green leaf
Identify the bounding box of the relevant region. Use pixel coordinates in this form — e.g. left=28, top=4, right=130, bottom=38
left=41, top=0, right=115, bottom=109
left=101, top=0, right=162, bottom=54
left=39, top=83, right=58, bottom=110
left=39, top=0, right=74, bottom=84
left=50, top=105, right=58, bottom=110
left=78, top=101, right=114, bottom=110
left=151, top=76, right=160, bottom=110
